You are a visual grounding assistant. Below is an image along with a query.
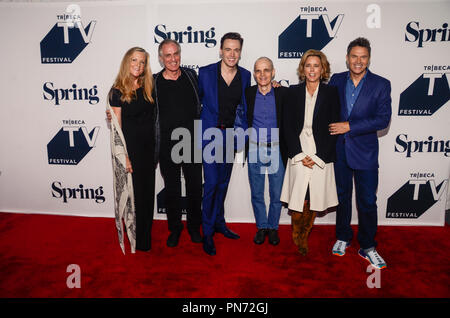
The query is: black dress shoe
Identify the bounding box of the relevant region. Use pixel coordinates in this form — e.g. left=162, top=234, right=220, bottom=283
left=216, top=227, right=240, bottom=239
left=203, top=235, right=216, bottom=255
left=136, top=246, right=151, bottom=252
left=189, top=231, right=202, bottom=243
left=268, top=229, right=280, bottom=245
left=253, top=229, right=267, bottom=244
left=166, top=231, right=181, bottom=247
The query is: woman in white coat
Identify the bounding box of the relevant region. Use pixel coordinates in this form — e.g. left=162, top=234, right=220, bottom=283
left=280, top=50, right=340, bottom=255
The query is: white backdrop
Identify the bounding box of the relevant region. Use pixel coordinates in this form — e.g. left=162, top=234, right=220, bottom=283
left=0, top=0, right=448, bottom=226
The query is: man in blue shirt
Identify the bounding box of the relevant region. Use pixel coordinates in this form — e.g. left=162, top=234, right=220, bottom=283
left=245, top=57, right=288, bottom=245
left=329, top=37, right=391, bottom=269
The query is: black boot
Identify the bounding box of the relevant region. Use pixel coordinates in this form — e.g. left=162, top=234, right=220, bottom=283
left=253, top=229, right=267, bottom=244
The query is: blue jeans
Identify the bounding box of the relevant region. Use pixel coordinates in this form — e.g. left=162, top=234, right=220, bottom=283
left=247, top=143, right=285, bottom=230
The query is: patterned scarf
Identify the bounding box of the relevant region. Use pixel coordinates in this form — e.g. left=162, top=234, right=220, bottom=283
left=107, top=101, right=136, bottom=254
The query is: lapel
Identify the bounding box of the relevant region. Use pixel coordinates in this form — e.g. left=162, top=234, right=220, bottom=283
left=239, top=65, right=249, bottom=106
left=340, top=74, right=348, bottom=119
left=349, top=70, right=372, bottom=119
left=297, top=82, right=306, bottom=124
left=313, top=83, right=326, bottom=121
left=246, top=86, right=257, bottom=126
left=274, top=87, right=283, bottom=127
left=211, top=61, right=220, bottom=111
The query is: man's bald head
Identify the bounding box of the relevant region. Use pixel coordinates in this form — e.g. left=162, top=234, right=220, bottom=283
left=254, top=56, right=274, bottom=71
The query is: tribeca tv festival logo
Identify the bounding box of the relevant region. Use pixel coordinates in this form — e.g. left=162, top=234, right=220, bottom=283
left=40, top=4, right=96, bottom=64
left=386, top=172, right=448, bottom=219
left=398, top=66, right=449, bottom=116
left=278, top=6, right=344, bottom=59
left=47, top=119, right=100, bottom=165
left=154, top=24, right=217, bottom=48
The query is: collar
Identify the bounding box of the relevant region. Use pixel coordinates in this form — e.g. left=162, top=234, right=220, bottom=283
left=305, top=83, right=319, bottom=98
left=346, top=69, right=369, bottom=85
left=257, top=85, right=274, bottom=96
left=217, top=61, right=240, bottom=75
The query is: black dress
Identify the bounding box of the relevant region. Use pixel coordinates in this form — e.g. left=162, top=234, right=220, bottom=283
left=109, top=87, right=155, bottom=251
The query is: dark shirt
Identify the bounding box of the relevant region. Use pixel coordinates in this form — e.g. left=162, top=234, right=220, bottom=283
left=217, top=62, right=242, bottom=128
left=109, top=87, right=153, bottom=124
left=157, top=72, right=197, bottom=136
left=108, top=87, right=154, bottom=162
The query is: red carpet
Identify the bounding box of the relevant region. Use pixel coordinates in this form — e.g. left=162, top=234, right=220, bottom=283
left=0, top=212, right=449, bottom=298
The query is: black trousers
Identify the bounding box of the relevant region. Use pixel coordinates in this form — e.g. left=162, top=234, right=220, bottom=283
left=130, top=153, right=155, bottom=251
left=159, top=137, right=202, bottom=234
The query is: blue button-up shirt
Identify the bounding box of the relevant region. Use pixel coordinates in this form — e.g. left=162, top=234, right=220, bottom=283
left=345, top=71, right=368, bottom=119
left=250, top=87, right=278, bottom=143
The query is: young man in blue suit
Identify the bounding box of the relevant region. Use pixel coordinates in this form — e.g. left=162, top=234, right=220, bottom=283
left=198, top=32, right=251, bottom=255
left=328, top=37, right=391, bottom=269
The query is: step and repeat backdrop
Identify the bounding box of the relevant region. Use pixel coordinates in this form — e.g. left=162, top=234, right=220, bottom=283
left=0, top=0, right=449, bottom=226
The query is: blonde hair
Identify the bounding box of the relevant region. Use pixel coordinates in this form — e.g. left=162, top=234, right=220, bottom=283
left=111, top=47, right=154, bottom=104
left=297, top=49, right=330, bottom=82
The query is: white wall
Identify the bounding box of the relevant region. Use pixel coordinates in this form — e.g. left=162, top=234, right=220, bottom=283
left=0, top=0, right=448, bottom=226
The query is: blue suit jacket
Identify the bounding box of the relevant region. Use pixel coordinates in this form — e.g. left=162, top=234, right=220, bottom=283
left=198, top=61, right=251, bottom=148
left=329, top=70, right=391, bottom=170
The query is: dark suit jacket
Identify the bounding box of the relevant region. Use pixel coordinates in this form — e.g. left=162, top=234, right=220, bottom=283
left=244, top=85, right=288, bottom=166
left=283, top=82, right=341, bottom=164
left=329, top=70, right=391, bottom=169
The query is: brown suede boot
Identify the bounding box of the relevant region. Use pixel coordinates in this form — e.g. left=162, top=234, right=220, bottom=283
left=297, top=201, right=316, bottom=256
left=291, top=211, right=303, bottom=248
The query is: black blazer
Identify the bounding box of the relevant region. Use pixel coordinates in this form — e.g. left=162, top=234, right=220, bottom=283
left=244, top=85, right=288, bottom=166
left=283, top=82, right=340, bottom=163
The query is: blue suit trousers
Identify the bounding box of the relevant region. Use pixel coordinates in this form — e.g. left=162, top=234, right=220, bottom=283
left=335, top=145, right=378, bottom=249
left=202, top=131, right=235, bottom=237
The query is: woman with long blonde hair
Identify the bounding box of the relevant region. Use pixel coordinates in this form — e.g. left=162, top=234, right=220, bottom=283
left=109, top=47, right=156, bottom=252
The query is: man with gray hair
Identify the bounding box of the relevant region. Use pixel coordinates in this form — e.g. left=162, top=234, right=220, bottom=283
left=153, top=39, right=203, bottom=247
left=245, top=57, right=288, bottom=245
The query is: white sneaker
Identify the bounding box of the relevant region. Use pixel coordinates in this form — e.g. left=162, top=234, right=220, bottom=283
left=358, top=248, right=387, bottom=269
left=332, top=240, right=349, bottom=256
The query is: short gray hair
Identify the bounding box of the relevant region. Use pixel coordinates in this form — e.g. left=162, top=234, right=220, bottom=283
left=158, top=39, right=181, bottom=57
